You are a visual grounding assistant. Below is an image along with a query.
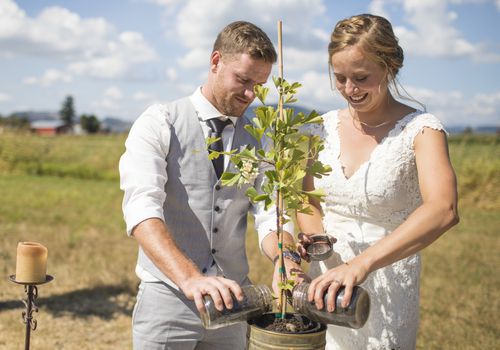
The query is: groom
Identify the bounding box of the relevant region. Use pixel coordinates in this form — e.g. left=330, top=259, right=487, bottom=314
left=119, top=21, right=301, bottom=349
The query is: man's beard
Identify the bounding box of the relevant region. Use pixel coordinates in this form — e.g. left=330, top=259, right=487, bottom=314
left=218, top=93, right=249, bottom=117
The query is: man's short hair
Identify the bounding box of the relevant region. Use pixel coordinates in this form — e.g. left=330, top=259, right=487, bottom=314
left=213, top=21, right=277, bottom=63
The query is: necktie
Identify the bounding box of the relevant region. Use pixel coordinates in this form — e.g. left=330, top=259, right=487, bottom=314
left=206, top=118, right=232, bottom=179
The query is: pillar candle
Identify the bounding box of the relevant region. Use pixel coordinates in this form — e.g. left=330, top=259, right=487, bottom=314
left=15, top=242, right=48, bottom=283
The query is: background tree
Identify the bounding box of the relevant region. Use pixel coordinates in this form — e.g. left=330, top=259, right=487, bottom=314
left=59, top=95, right=75, bottom=127
left=0, top=113, right=29, bottom=130
left=80, top=114, right=101, bottom=134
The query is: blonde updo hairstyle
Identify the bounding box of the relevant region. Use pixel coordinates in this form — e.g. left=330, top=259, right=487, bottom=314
left=328, top=14, right=423, bottom=108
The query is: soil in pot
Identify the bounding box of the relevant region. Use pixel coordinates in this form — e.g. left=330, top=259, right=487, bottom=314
left=251, top=313, right=322, bottom=333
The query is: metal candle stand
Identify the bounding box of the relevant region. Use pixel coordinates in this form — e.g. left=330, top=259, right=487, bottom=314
left=9, top=274, right=54, bottom=350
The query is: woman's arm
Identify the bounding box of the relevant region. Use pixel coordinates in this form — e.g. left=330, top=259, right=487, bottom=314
left=308, top=128, right=459, bottom=312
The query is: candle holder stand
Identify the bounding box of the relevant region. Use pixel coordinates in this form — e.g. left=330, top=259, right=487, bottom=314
left=9, top=274, right=54, bottom=350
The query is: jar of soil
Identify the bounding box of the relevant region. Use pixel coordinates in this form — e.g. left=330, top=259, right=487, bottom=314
left=292, top=282, right=370, bottom=329
left=200, top=284, right=273, bottom=329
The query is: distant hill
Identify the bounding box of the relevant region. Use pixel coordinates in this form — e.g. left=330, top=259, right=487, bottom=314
left=101, top=117, right=132, bottom=133
left=11, top=111, right=59, bottom=121
left=447, top=125, right=498, bottom=134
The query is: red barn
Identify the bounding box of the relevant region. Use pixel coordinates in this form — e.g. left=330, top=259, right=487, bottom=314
left=30, top=120, right=69, bottom=136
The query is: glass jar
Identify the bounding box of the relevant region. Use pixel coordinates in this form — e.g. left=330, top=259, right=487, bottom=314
left=200, top=284, right=273, bottom=329
left=292, top=282, right=370, bottom=329
left=305, top=234, right=334, bottom=261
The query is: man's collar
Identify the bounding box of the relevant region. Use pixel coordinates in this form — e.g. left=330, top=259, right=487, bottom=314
left=190, top=87, right=238, bottom=125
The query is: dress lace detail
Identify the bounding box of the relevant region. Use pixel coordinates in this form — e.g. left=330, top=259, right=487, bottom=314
left=306, top=110, right=445, bottom=350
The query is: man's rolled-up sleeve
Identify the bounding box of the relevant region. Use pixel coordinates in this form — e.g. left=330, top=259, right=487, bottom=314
left=119, top=105, right=171, bottom=235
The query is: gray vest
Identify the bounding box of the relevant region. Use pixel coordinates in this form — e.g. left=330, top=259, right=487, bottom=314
left=137, top=97, right=260, bottom=288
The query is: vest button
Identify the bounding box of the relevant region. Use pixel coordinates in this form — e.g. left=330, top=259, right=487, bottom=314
left=211, top=248, right=217, bottom=254
left=215, top=185, right=221, bottom=191
left=213, top=227, right=218, bottom=233
left=214, top=206, right=220, bottom=212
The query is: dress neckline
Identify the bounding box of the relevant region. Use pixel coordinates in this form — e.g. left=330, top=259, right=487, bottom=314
left=334, top=109, right=420, bottom=181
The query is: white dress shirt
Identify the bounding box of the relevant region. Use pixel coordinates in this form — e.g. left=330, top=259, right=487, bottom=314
left=119, top=87, right=293, bottom=282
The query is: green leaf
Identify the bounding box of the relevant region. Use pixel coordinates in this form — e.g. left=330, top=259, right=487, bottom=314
left=304, top=188, right=326, bottom=199
left=254, top=194, right=270, bottom=202
left=205, top=136, right=220, bottom=146
left=254, top=84, right=269, bottom=104
left=244, top=124, right=264, bottom=141
left=208, top=151, right=221, bottom=160
left=257, top=149, right=266, bottom=158
left=245, top=186, right=258, bottom=200
left=221, top=172, right=241, bottom=186
left=296, top=206, right=313, bottom=215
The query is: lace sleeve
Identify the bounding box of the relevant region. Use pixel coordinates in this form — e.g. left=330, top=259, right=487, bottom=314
left=405, top=113, right=447, bottom=147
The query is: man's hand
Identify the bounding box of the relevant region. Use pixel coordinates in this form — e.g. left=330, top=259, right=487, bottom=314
left=178, top=276, right=244, bottom=314
left=271, top=257, right=310, bottom=297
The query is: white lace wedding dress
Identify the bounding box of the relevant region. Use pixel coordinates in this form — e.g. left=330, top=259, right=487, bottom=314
left=307, top=109, right=445, bottom=350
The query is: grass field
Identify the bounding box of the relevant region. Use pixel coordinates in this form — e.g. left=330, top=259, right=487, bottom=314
left=0, top=132, right=498, bottom=349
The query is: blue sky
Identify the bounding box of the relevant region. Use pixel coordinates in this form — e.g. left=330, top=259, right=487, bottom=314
left=1, top=0, right=499, bottom=127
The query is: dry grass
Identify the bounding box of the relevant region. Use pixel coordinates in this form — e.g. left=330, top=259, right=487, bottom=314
left=0, top=133, right=498, bottom=349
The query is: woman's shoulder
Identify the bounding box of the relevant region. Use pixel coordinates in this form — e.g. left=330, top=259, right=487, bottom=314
left=401, top=111, right=447, bottom=141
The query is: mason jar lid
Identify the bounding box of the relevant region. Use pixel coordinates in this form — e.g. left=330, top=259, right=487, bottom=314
left=306, top=234, right=333, bottom=261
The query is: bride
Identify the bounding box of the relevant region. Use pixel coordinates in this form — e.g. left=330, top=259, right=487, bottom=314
left=297, top=14, right=459, bottom=349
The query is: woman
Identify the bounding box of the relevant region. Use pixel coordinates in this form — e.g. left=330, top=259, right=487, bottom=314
left=297, top=14, right=459, bottom=349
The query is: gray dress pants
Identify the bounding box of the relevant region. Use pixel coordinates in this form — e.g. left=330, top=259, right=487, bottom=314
left=132, top=281, right=247, bottom=350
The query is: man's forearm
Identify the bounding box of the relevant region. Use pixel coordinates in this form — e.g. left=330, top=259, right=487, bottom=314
left=132, top=217, right=202, bottom=287
left=261, top=230, right=296, bottom=261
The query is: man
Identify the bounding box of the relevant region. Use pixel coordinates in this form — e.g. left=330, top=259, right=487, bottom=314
left=119, top=21, right=301, bottom=350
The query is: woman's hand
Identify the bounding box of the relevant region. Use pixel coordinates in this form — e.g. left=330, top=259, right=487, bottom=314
left=307, top=259, right=369, bottom=312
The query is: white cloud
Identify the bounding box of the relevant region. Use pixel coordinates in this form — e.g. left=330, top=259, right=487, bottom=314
left=397, top=0, right=476, bottom=56
left=91, top=86, right=124, bottom=114
left=463, top=91, right=500, bottom=118
left=369, top=0, right=392, bottom=18
left=0, top=92, right=11, bottom=102
left=496, top=0, right=500, bottom=11
left=131, top=91, right=167, bottom=115
left=0, top=0, right=158, bottom=79
left=283, top=70, right=345, bottom=113
left=144, top=0, right=183, bottom=5
left=369, top=0, right=500, bottom=62
left=449, top=0, right=488, bottom=4
left=104, top=87, right=123, bottom=100
left=162, top=0, right=328, bottom=69
left=23, top=68, right=73, bottom=87
left=406, top=86, right=500, bottom=126
left=178, top=48, right=209, bottom=69
left=133, top=91, right=153, bottom=101
left=165, top=67, right=178, bottom=82
left=283, top=48, right=327, bottom=72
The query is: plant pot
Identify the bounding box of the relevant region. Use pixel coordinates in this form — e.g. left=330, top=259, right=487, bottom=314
left=247, top=313, right=326, bottom=350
